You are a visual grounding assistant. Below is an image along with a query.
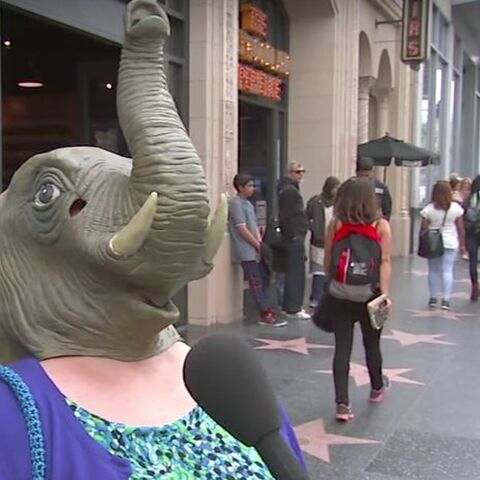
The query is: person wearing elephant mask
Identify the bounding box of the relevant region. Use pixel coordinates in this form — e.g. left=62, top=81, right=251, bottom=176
left=0, top=1, right=304, bottom=478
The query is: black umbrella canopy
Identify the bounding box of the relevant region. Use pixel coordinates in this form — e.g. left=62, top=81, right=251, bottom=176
left=358, top=135, right=440, bottom=167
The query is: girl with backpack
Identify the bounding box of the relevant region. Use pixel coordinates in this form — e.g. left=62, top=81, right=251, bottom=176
left=464, top=175, right=480, bottom=301
left=323, top=177, right=392, bottom=422
left=420, top=181, right=465, bottom=309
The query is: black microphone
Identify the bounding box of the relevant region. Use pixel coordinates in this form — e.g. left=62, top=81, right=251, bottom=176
left=183, top=333, right=310, bottom=480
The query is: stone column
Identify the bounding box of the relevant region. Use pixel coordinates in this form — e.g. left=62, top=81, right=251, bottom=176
left=373, top=87, right=391, bottom=138
left=371, top=87, right=391, bottom=182
left=187, top=0, right=243, bottom=326
left=357, top=76, right=373, bottom=144
left=373, top=77, right=412, bottom=256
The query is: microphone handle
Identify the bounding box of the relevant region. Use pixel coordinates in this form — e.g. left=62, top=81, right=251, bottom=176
left=255, top=430, right=310, bottom=480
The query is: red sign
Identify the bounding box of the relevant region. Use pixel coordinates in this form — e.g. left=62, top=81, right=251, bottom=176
left=239, top=64, right=282, bottom=101
left=238, top=3, right=289, bottom=101
left=240, top=4, right=268, bottom=39
left=401, top=0, right=430, bottom=63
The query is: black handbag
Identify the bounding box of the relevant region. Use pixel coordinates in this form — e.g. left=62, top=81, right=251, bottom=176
left=312, top=293, right=334, bottom=333
left=417, top=209, right=447, bottom=259
left=263, top=217, right=284, bottom=249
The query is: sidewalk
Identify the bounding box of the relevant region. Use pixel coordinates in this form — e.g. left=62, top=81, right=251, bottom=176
left=181, top=256, right=479, bottom=479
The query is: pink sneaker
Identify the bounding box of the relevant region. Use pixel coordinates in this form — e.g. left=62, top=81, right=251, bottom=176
left=336, top=403, right=354, bottom=422
left=369, top=375, right=391, bottom=403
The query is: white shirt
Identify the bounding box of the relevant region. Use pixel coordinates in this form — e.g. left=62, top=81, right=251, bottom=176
left=420, top=202, right=464, bottom=249
left=324, top=205, right=334, bottom=233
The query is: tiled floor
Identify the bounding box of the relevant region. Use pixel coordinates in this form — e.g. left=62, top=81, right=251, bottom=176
left=180, top=256, right=480, bottom=480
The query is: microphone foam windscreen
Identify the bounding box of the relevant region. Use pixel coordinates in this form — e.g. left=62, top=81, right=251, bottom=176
left=183, top=333, right=282, bottom=446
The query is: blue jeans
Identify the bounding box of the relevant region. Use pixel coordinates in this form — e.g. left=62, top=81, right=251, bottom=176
left=427, top=248, right=458, bottom=301
left=309, top=273, right=326, bottom=306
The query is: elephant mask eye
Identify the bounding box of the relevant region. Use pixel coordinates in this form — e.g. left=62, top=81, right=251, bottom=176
left=34, top=183, right=62, bottom=208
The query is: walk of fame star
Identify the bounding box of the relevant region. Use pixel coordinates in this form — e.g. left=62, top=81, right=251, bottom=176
left=383, top=329, right=455, bottom=346
left=317, top=362, right=423, bottom=386
left=405, top=269, right=428, bottom=276
left=254, top=337, right=333, bottom=355
left=407, top=308, right=476, bottom=322
left=294, top=418, right=379, bottom=462
left=451, top=291, right=470, bottom=299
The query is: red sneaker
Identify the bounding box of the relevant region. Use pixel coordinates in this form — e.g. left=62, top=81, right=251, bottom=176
left=258, top=310, right=287, bottom=327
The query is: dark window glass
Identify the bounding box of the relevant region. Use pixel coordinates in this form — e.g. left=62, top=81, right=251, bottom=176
left=166, top=16, right=185, bottom=58
left=168, top=0, right=184, bottom=13
left=166, top=61, right=185, bottom=121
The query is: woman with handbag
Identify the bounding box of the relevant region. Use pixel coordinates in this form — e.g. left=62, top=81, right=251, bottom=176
left=420, top=181, right=465, bottom=310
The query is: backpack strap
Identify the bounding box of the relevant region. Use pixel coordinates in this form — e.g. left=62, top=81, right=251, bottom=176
left=333, top=223, right=381, bottom=243
left=0, top=364, right=47, bottom=480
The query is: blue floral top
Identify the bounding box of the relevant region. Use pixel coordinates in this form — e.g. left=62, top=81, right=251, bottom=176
left=67, top=400, right=275, bottom=479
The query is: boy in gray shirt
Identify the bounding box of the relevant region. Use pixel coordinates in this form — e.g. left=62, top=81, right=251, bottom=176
left=229, top=174, right=286, bottom=327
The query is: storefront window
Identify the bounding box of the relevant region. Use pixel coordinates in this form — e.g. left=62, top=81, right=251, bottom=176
left=238, top=0, right=289, bottom=222
left=421, top=64, right=430, bottom=148
left=0, top=8, right=121, bottom=188
left=415, top=5, right=451, bottom=205
left=433, top=58, right=446, bottom=155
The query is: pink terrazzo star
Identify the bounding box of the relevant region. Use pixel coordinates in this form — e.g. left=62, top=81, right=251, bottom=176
left=294, top=418, right=379, bottom=462
left=317, top=362, right=423, bottom=386
left=383, top=329, right=455, bottom=346
left=408, top=308, right=476, bottom=322
left=405, top=269, right=428, bottom=276
left=254, top=337, right=333, bottom=355
left=451, top=291, right=470, bottom=300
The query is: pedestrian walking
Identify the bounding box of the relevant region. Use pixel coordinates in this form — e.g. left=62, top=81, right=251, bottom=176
left=306, top=176, right=340, bottom=308
left=420, top=180, right=465, bottom=310
left=464, top=175, right=480, bottom=301
left=323, top=177, right=392, bottom=422
left=356, top=157, right=392, bottom=220
left=228, top=173, right=287, bottom=327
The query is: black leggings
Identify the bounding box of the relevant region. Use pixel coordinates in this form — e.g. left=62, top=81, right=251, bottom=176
left=331, top=299, right=383, bottom=405
left=467, top=234, right=479, bottom=284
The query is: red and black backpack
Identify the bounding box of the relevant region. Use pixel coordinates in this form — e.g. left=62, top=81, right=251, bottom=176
left=328, top=223, right=381, bottom=303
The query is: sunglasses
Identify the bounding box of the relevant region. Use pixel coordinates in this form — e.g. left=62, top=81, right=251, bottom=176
left=294, top=169, right=306, bottom=174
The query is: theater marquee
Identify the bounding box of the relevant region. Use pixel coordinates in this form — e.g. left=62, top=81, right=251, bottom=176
left=238, top=3, right=290, bottom=102
left=401, top=0, right=430, bottom=64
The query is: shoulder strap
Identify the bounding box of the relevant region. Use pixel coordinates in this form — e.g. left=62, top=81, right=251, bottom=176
left=0, top=365, right=46, bottom=480
left=333, top=223, right=381, bottom=244
left=441, top=208, right=449, bottom=227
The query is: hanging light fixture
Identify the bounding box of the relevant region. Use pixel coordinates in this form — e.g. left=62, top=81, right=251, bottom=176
left=17, top=61, right=44, bottom=89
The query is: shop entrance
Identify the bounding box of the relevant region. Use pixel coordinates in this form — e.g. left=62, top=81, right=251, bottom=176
left=238, top=99, right=286, bottom=228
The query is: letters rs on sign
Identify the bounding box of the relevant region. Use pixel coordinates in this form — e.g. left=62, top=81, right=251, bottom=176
left=401, top=0, right=431, bottom=64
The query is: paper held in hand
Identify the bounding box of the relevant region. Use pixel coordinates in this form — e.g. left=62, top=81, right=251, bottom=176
left=367, top=294, right=389, bottom=330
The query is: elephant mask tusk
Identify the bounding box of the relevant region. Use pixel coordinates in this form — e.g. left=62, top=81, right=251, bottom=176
left=108, top=192, right=158, bottom=258
left=189, top=194, right=228, bottom=280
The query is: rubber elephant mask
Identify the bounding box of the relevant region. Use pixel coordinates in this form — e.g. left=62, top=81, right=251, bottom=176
left=0, top=0, right=226, bottom=363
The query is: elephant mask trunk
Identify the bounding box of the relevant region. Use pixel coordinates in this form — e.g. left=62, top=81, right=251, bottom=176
left=116, top=0, right=209, bottom=295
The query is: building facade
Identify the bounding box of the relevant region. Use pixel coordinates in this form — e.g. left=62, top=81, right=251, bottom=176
left=413, top=0, right=480, bottom=208
left=1, top=0, right=477, bottom=327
